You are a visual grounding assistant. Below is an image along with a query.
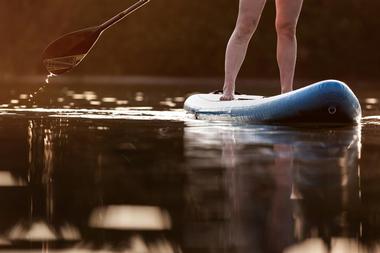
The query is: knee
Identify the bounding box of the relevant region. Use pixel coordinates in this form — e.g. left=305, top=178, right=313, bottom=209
left=233, top=18, right=259, bottom=42
left=276, top=19, right=297, bottom=38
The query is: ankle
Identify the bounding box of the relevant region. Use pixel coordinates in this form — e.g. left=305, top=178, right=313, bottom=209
left=281, top=86, right=293, bottom=94
left=223, top=84, right=235, bottom=94
left=281, top=89, right=292, bottom=94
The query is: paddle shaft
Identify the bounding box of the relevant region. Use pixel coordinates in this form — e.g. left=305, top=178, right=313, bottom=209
left=100, top=0, right=150, bottom=31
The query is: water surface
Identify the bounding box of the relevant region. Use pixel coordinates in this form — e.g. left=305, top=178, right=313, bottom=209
left=0, top=81, right=379, bottom=253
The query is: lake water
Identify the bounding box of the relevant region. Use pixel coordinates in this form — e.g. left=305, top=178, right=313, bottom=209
left=0, top=80, right=379, bottom=253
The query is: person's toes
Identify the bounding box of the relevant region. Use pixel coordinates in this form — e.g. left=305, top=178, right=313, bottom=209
left=220, top=94, right=234, bottom=101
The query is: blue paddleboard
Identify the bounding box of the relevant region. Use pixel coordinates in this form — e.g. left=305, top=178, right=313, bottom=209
left=184, top=80, right=362, bottom=124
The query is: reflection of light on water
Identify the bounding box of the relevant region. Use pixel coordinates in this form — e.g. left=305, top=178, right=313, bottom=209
left=116, top=100, right=128, bottom=105
left=89, top=205, right=171, bottom=230
left=284, top=238, right=326, bottom=253
left=7, top=221, right=81, bottom=242
left=65, top=90, right=75, bottom=96
left=72, top=94, right=85, bottom=100
left=3, top=235, right=179, bottom=253
left=135, top=92, right=144, bottom=102
left=102, top=97, right=117, bottom=103
left=284, top=238, right=368, bottom=253
left=174, top=97, right=185, bottom=102
left=19, top=94, right=29, bottom=99
left=59, top=223, right=81, bottom=241
left=127, top=106, right=153, bottom=110
left=127, top=235, right=177, bottom=253
left=90, top=101, right=101, bottom=106
left=160, top=98, right=176, bottom=107
left=0, top=108, right=191, bottom=121
left=85, top=95, right=97, bottom=101
left=89, top=126, right=110, bottom=130
left=8, top=221, right=57, bottom=241
left=160, top=101, right=176, bottom=107
left=365, top=98, right=379, bottom=104
left=83, top=91, right=96, bottom=95
left=362, top=115, right=380, bottom=125
left=0, top=171, right=26, bottom=186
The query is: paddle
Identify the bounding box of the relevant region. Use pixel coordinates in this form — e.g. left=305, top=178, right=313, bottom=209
left=42, top=0, right=150, bottom=75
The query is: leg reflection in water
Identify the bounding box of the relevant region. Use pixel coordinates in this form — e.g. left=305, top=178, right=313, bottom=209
left=183, top=124, right=361, bottom=253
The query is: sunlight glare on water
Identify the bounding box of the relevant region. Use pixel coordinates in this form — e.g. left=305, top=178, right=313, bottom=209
left=89, top=205, right=171, bottom=230
left=0, top=107, right=190, bottom=121
left=362, top=115, right=380, bottom=126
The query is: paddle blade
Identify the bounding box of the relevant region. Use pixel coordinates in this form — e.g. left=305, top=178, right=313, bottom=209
left=42, top=27, right=101, bottom=75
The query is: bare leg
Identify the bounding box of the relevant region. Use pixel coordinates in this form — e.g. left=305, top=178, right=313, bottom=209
left=221, top=0, right=267, bottom=101
left=275, top=0, right=303, bottom=93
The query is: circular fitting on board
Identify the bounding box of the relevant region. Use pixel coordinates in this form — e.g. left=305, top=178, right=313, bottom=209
left=328, top=106, right=337, bottom=115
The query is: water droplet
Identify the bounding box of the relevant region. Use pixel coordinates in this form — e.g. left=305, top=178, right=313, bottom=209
left=45, top=73, right=54, bottom=84
left=28, top=74, right=55, bottom=105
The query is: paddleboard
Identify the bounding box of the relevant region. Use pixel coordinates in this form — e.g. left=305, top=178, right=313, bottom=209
left=184, top=80, right=362, bottom=124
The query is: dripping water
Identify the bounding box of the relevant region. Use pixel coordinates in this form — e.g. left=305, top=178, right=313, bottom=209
left=28, top=73, right=55, bottom=104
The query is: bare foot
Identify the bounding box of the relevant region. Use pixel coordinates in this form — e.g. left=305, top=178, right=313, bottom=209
left=220, top=93, right=235, bottom=101
left=281, top=87, right=293, bottom=94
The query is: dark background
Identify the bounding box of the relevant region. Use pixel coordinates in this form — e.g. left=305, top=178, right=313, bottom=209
left=0, top=0, right=379, bottom=81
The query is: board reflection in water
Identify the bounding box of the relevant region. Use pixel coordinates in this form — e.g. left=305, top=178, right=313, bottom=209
left=183, top=123, right=362, bottom=253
